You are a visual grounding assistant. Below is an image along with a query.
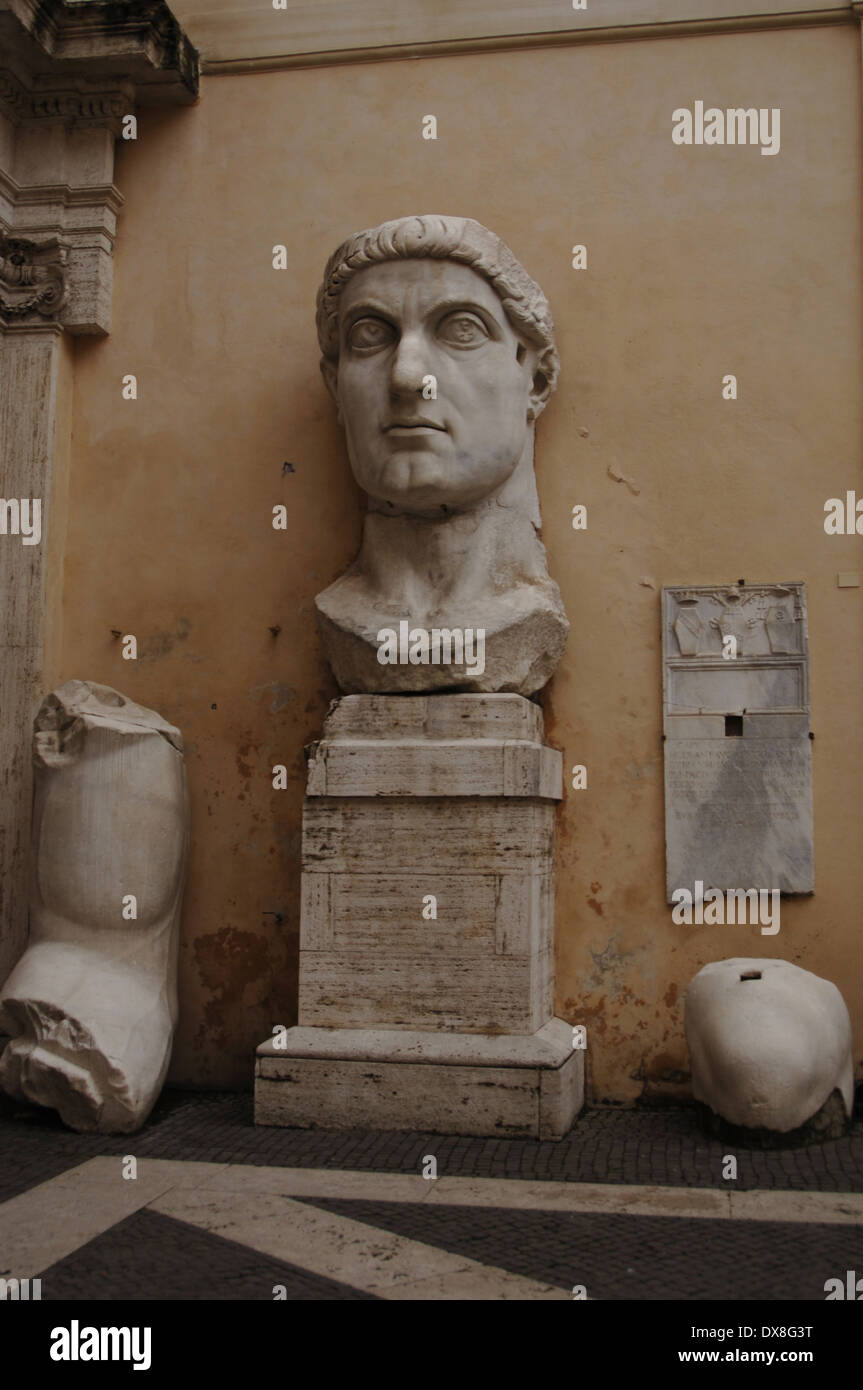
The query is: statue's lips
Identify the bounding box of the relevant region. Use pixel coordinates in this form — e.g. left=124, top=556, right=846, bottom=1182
left=384, top=420, right=447, bottom=434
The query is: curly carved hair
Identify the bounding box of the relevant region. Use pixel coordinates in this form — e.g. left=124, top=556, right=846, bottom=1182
left=316, top=214, right=559, bottom=400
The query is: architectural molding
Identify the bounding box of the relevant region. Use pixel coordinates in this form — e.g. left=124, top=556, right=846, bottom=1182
left=0, top=166, right=123, bottom=334
left=199, top=6, right=853, bottom=76
left=0, top=0, right=198, bottom=103
left=0, top=65, right=133, bottom=131
left=0, top=4, right=197, bottom=335
left=0, top=166, right=123, bottom=215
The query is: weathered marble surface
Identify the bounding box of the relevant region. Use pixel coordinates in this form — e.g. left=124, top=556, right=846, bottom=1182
left=0, top=681, right=189, bottom=1134
left=255, top=693, right=583, bottom=1139
left=662, top=584, right=813, bottom=899
left=300, top=694, right=558, bottom=1033
left=314, top=216, right=568, bottom=696
left=685, top=958, right=853, bottom=1134
left=256, top=1019, right=583, bottom=1140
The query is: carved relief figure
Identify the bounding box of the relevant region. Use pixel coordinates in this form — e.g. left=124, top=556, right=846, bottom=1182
left=672, top=586, right=803, bottom=659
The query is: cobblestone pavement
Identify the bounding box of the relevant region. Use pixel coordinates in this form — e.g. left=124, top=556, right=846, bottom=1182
left=27, top=1190, right=862, bottom=1302
left=1, top=1091, right=860, bottom=1302
left=39, top=1209, right=380, bottom=1302
left=1, top=1089, right=861, bottom=1206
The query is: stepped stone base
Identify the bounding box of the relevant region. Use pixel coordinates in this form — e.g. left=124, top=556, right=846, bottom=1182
left=255, top=1018, right=584, bottom=1140
left=255, top=694, right=584, bottom=1140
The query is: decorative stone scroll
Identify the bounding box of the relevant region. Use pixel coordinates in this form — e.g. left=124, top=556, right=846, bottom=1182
left=662, top=583, right=814, bottom=900
left=0, top=233, right=68, bottom=322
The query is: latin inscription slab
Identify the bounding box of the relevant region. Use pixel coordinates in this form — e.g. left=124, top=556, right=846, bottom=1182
left=662, top=584, right=814, bottom=899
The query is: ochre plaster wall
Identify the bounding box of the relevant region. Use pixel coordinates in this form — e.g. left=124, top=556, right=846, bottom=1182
left=56, top=23, right=863, bottom=1099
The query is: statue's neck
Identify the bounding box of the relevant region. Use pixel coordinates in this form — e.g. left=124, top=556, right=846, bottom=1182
left=356, top=499, right=546, bottom=614
left=342, top=432, right=549, bottom=616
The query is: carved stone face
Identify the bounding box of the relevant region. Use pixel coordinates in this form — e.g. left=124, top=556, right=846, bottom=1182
left=322, top=259, right=543, bottom=514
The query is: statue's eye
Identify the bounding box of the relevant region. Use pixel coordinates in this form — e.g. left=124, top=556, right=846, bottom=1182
left=438, top=312, right=489, bottom=347
left=347, top=317, right=395, bottom=350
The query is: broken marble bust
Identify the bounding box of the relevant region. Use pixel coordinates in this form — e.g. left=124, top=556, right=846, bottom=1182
left=0, top=680, right=189, bottom=1134
left=314, top=214, right=569, bottom=696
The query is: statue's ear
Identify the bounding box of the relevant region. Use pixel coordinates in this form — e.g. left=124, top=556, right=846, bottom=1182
left=320, top=358, right=343, bottom=423
left=528, top=361, right=552, bottom=423
left=517, top=340, right=551, bottom=423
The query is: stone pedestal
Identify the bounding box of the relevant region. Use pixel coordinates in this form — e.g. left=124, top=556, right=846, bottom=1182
left=255, top=693, right=583, bottom=1139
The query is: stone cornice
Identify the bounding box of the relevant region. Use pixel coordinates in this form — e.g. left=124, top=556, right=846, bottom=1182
left=0, top=1, right=198, bottom=103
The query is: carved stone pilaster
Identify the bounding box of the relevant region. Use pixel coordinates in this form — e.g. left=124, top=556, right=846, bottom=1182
left=0, top=1, right=199, bottom=992
left=0, top=3, right=198, bottom=334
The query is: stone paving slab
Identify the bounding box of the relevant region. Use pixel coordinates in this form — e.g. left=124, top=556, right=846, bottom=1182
left=293, top=1197, right=863, bottom=1301
left=149, top=1181, right=568, bottom=1300
left=0, top=1158, right=230, bottom=1280
left=177, top=1160, right=863, bottom=1223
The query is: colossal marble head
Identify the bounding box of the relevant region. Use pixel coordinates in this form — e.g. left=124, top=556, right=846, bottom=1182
left=314, top=215, right=569, bottom=696
left=316, top=215, right=559, bottom=519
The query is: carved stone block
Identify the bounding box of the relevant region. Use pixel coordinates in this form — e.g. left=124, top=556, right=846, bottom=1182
left=298, top=694, right=557, bottom=1033
left=256, top=1019, right=583, bottom=1141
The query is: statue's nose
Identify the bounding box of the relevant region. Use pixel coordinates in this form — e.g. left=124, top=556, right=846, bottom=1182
left=389, top=331, right=427, bottom=394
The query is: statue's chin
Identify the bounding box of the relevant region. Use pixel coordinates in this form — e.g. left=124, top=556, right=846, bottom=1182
left=365, top=476, right=521, bottom=518
left=357, top=455, right=519, bottom=517
left=368, top=496, right=479, bottom=519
